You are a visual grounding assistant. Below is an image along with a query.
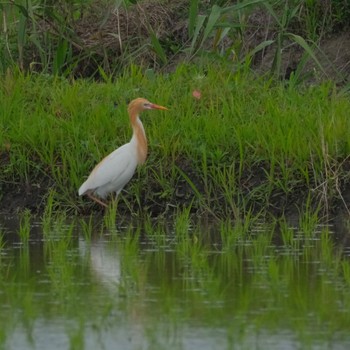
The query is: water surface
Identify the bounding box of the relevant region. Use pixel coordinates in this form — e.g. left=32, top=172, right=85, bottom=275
left=1, top=213, right=350, bottom=350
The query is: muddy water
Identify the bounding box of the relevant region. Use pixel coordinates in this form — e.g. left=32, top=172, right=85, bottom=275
left=1, top=214, right=350, bottom=350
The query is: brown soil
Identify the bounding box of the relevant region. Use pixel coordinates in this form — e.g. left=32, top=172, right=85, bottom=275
left=2, top=150, right=350, bottom=218
left=1, top=178, right=52, bottom=214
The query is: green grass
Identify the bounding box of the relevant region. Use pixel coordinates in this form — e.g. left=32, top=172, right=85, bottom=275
left=1, top=65, right=350, bottom=215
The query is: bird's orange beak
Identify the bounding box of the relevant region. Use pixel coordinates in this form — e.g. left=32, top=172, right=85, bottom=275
left=150, top=103, right=168, bottom=111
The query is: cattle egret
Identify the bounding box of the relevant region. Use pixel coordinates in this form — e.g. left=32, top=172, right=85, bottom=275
left=78, top=98, right=168, bottom=207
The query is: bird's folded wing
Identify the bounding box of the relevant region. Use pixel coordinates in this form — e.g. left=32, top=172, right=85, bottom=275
left=85, top=143, right=137, bottom=191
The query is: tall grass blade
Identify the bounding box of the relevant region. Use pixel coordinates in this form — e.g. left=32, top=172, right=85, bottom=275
left=272, top=33, right=282, bottom=76
left=176, top=166, right=203, bottom=202
left=245, top=40, right=274, bottom=60
left=200, top=5, right=222, bottom=47
left=288, top=50, right=314, bottom=85
left=260, top=0, right=281, bottom=26
left=97, top=66, right=110, bottom=82
left=212, top=27, right=230, bottom=50
left=222, top=0, right=267, bottom=14
left=149, top=29, right=167, bottom=64
left=189, top=0, right=200, bottom=38
left=286, top=33, right=327, bottom=76
left=190, top=15, right=206, bottom=55
left=17, top=10, right=27, bottom=70
left=53, top=39, right=69, bottom=75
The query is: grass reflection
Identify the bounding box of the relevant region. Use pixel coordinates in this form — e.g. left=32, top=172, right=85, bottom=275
left=0, top=211, right=350, bottom=349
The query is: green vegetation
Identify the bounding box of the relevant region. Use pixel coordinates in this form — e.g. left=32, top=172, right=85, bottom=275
left=1, top=64, right=350, bottom=215
left=18, top=209, right=31, bottom=243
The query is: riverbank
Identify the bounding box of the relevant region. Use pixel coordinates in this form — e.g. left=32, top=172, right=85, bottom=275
left=1, top=65, right=350, bottom=217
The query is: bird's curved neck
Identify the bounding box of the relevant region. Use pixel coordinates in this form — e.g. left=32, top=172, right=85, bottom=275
left=129, top=110, right=147, bottom=164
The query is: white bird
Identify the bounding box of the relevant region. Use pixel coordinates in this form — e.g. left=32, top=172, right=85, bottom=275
left=78, top=98, right=168, bottom=207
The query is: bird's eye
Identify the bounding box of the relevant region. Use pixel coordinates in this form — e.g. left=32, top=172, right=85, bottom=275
left=143, top=103, right=152, bottom=109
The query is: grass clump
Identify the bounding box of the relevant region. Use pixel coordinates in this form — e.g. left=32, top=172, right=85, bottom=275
left=19, top=209, right=31, bottom=244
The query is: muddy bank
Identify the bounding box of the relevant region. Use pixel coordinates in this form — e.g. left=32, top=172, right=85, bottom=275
left=2, top=158, right=350, bottom=218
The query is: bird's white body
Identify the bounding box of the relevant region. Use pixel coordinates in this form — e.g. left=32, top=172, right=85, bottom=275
left=78, top=140, right=138, bottom=199
left=78, top=98, right=167, bottom=207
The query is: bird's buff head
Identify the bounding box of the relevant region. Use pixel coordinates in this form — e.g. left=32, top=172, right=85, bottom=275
left=128, top=98, right=168, bottom=116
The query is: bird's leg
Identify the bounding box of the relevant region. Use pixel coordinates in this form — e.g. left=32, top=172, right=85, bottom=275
left=87, top=193, right=108, bottom=208
left=108, top=193, right=119, bottom=210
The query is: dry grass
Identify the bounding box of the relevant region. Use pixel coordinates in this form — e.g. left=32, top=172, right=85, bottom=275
left=55, top=0, right=188, bottom=75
